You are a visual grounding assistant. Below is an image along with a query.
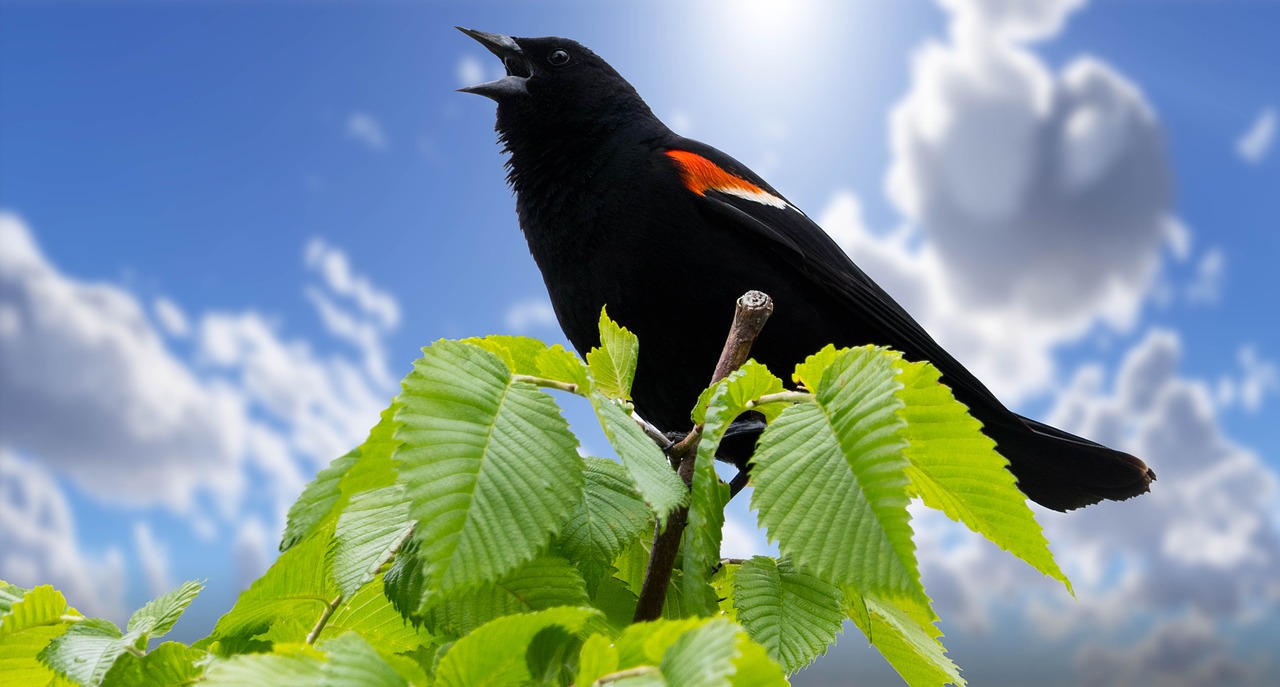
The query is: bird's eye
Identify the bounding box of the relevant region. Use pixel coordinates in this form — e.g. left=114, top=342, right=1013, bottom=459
left=548, top=49, right=570, bottom=66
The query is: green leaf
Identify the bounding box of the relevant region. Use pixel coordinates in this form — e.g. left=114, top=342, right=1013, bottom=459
left=727, top=636, right=789, bottom=687
left=319, top=575, right=431, bottom=654
left=791, top=344, right=843, bottom=392
left=590, top=391, right=686, bottom=527
left=710, top=564, right=738, bottom=623
left=731, top=557, right=843, bottom=675
left=613, top=618, right=785, bottom=687
left=0, top=622, right=75, bottom=686
left=126, top=580, right=202, bottom=640
left=330, top=485, right=413, bottom=598
left=615, top=618, right=704, bottom=669
left=201, top=644, right=327, bottom=686
left=395, top=340, right=585, bottom=606
left=281, top=401, right=404, bottom=552
left=423, top=555, right=590, bottom=639
left=0, top=584, right=70, bottom=635
left=751, top=347, right=922, bottom=604
left=576, top=633, right=619, bottom=687
left=100, top=642, right=206, bottom=687
left=38, top=617, right=127, bottom=687
left=319, top=632, right=409, bottom=687
left=206, top=530, right=337, bottom=648
left=587, top=307, right=639, bottom=401
left=893, top=358, right=1071, bottom=593
left=849, top=592, right=964, bottom=687
left=537, top=344, right=593, bottom=391
left=433, top=607, right=599, bottom=687
left=462, top=335, right=549, bottom=376
left=660, top=617, right=741, bottom=687
left=557, top=457, right=655, bottom=571
left=691, top=361, right=788, bottom=425
left=281, top=450, right=358, bottom=553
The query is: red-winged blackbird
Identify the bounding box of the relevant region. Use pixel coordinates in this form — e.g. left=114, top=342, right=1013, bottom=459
left=458, top=28, right=1154, bottom=511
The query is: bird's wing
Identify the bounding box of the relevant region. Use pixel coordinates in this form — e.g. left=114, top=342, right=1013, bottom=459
left=664, top=139, right=1007, bottom=413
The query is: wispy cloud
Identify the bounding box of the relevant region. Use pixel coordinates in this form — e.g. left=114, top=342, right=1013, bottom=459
left=1236, top=107, right=1276, bottom=164
left=346, top=111, right=388, bottom=152
left=504, top=297, right=558, bottom=333
left=132, top=522, right=171, bottom=598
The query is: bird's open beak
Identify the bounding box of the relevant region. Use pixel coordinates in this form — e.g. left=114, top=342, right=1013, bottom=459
left=456, top=27, right=531, bottom=100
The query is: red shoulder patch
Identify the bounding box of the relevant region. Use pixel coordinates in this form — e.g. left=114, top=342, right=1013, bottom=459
left=665, top=150, right=789, bottom=209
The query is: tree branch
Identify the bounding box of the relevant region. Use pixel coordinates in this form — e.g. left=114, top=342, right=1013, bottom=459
left=633, top=290, right=773, bottom=622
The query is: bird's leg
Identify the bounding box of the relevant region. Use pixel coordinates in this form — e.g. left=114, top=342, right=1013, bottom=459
left=727, top=468, right=751, bottom=500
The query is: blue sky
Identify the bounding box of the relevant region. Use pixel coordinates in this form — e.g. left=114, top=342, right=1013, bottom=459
left=2, top=1, right=1278, bottom=684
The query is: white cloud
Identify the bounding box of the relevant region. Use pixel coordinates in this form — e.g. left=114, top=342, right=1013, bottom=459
left=721, top=514, right=767, bottom=560
left=1236, top=107, right=1276, bottom=164
left=818, top=0, right=1176, bottom=404
left=154, top=296, right=190, bottom=338
left=887, top=1, right=1171, bottom=323
left=304, top=238, right=400, bottom=330
left=0, top=212, right=398, bottom=614
left=1216, top=345, right=1278, bottom=414
left=233, top=518, right=272, bottom=591
left=0, top=449, right=127, bottom=622
left=1185, top=247, right=1225, bottom=305
left=912, top=329, right=1280, bottom=659
left=456, top=55, right=486, bottom=88
left=0, top=212, right=246, bottom=510
left=346, top=112, right=388, bottom=152
left=132, top=521, right=171, bottom=598
left=939, top=0, right=1085, bottom=43
left=504, top=297, right=558, bottom=334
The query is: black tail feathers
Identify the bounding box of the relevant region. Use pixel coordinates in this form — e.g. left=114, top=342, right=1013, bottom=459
left=990, top=415, right=1156, bottom=512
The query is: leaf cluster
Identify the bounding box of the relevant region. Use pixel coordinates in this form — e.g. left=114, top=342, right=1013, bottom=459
left=3, top=309, right=1070, bottom=686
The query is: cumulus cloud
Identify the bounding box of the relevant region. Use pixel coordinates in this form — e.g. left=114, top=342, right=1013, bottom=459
left=346, top=112, right=388, bottom=152
left=885, top=0, right=1173, bottom=356
left=1075, top=615, right=1265, bottom=687
left=1, top=212, right=397, bottom=543
left=0, top=449, right=127, bottom=621
left=909, top=329, right=1280, bottom=678
left=504, top=297, right=558, bottom=334
left=154, top=296, right=190, bottom=338
left=0, top=212, right=246, bottom=510
left=1236, top=107, right=1275, bottom=164
left=0, top=213, right=407, bottom=624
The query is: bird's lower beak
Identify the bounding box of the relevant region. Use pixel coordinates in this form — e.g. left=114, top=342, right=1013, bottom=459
left=456, top=27, right=531, bottom=100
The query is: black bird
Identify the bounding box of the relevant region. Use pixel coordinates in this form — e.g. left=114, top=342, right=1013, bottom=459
left=457, top=28, right=1155, bottom=511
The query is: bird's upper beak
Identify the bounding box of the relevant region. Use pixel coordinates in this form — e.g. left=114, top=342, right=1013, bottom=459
left=456, top=27, right=532, bottom=100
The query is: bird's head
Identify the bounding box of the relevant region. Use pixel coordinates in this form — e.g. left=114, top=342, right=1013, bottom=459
left=456, top=28, right=658, bottom=143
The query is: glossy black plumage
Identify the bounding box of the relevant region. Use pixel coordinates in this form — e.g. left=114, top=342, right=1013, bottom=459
left=459, top=30, right=1155, bottom=511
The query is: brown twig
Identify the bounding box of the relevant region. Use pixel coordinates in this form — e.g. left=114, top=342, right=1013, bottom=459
left=632, top=290, right=773, bottom=622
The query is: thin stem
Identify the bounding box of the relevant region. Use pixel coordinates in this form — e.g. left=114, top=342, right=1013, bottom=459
left=749, top=391, right=814, bottom=406
left=598, top=666, right=661, bottom=683
left=633, top=291, right=773, bottom=623
left=124, top=645, right=146, bottom=658
left=306, top=595, right=342, bottom=645
left=59, top=614, right=86, bottom=623
left=512, top=374, right=579, bottom=394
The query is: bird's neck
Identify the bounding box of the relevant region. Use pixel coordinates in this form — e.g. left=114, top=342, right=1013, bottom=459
left=502, top=116, right=668, bottom=253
